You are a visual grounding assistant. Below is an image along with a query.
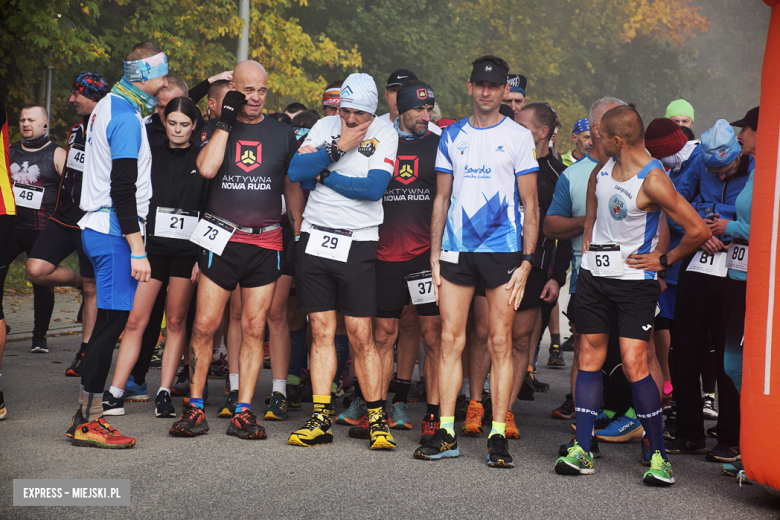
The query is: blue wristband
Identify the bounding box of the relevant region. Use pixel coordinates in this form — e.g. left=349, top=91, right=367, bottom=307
left=131, top=253, right=148, bottom=259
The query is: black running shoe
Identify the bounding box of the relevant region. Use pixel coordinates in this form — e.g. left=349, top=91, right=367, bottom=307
left=65, top=352, right=84, bottom=377
left=663, top=415, right=677, bottom=441
left=31, top=332, right=48, bottom=353
left=149, top=347, right=163, bottom=369
left=454, top=394, right=468, bottom=422
left=102, top=390, right=125, bottom=416
left=287, top=384, right=301, bottom=409
left=487, top=434, right=514, bottom=468
left=155, top=391, right=175, bottom=418
left=0, top=391, right=5, bottom=420
left=551, top=394, right=575, bottom=420
left=547, top=346, right=566, bottom=367
left=518, top=376, right=535, bottom=401
left=560, top=336, right=574, bottom=352
left=65, top=406, right=86, bottom=437
left=706, top=443, right=740, bottom=463
left=227, top=410, right=268, bottom=439
left=169, top=405, right=209, bottom=437
left=665, top=437, right=707, bottom=454
left=531, top=374, right=550, bottom=392
left=414, top=428, right=459, bottom=460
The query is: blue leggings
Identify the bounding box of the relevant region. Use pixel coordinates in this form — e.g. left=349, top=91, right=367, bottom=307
left=724, top=278, right=746, bottom=393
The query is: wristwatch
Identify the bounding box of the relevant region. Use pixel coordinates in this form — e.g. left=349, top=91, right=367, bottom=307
left=318, top=170, right=331, bottom=185
left=659, top=254, right=671, bottom=269
left=521, top=253, right=536, bottom=265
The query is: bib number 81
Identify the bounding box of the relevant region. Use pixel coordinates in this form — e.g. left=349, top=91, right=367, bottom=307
left=699, top=252, right=715, bottom=265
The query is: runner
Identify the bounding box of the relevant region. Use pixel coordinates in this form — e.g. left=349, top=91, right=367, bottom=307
left=26, top=72, right=108, bottom=375
left=664, top=99, right=694, bottom=130
left=169, top=60, right=303, bottom=440
left=377, top=69, right=441, bottom=135
left=0, top=99, right=14, bottom=419
left=322, top=81, right=342, bottom=117
left=555, top=104, right=711, bottom=485
left=414, top=56, right=540, bottom=468
left=287, top=72, right=399, bottom=449
left=65, top=42, right=168, bottom=449
left=8, top=105, right=66, bottom=353
left=561, top=118, right=593, bottom=167
left=502, top=74, right=527, bottom=118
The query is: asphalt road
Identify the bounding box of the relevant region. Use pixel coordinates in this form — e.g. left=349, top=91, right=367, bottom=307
left=1, top=334, right=779, bottom=519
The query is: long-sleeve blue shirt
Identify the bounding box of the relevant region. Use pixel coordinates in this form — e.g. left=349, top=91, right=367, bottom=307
left=725, top=166, right=753, bottom=282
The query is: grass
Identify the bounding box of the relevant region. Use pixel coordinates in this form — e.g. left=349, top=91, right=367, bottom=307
left=3, top=253, right=81, bottom=295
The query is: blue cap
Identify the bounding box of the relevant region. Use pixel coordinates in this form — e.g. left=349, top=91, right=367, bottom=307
left=701, top=119, right=741, bottom=168
left=572, top=118, right=589, bottom=134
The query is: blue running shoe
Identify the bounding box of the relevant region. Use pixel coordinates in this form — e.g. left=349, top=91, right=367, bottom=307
left=571, top=409, right=612, bottom=432
left=387, top=402, right=413, bottom=430
left=336, top=396, right=366, bottom=426
left=413, top=429, right=459, bottom=461
left=124, top=375, right=150, bottom=402
left=595, top=414, right=643, bottom=443
left=155, top=390, right=175, bottom=418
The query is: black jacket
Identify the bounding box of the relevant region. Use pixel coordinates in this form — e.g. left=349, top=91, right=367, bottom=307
left=536, top=154, right=572, bottom=287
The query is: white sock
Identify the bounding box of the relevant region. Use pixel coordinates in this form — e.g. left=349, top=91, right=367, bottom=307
left=109, top=386, right=124, bottom=399
left=273, top=379, right=287, bottom=396
left=158, top=387, right=171, bottom=395
left=229, top=373, right=239, bottom=392
left=460, top=378, right=469, bottom=395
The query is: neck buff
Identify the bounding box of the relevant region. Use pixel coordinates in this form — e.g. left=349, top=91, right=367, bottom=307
left=295, top=127, right=311, bottom=140
left=21, top=133, right=50, bottom=149
left=124, top=51, right=168, bottom=83
left=112, top=77, right=159, bottom=115
left=661, top=140, right=699, bottom=173
left=394, top=117, right=425, bottom=141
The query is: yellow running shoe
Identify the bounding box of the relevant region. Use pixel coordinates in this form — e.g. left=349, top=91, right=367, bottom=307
left=288, top=413, right=333, bottom=447
left=369, top=414, right=396, bottom=450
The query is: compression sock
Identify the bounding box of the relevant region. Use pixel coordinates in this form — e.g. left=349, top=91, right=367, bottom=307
left=551, top=333, right=561, bottom=346
left=229, top=373, right=239, bottom=392
left=490, top=421, right=506, bottom=437
left=108, top=386, right=124, bottom=399
left=288, top=325, right=306, bottom=380
left=273, top=379, right=287, bottom=397
left=392, top=378, right=412, bottom=404
left=631, top=375, right=667, bottom=459
left=235, top=402, right=250, bottom=413
left=574, top=369, right=603, bottom=454
left=441, top=416, right=455, bottom=437
left=190, top=398, right=204, bottom=410
left=426, top=403, right=440, bottom=419
left=663, top=380, right=673, bottom=395
left=313, top=394, right=330, bottom=416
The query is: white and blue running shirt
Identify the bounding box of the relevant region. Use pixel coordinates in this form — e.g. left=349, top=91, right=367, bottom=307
left=79, top=93, right=152, bottom=236
left=581, top=158, right=663, bottom=280
left=435, top=117, right=538, bottom=252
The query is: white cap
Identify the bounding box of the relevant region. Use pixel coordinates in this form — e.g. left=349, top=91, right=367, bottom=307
left=340, top=73, right=378, bottom=115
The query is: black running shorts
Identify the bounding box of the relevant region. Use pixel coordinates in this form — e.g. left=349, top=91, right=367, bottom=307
left=473, top=266, right=547, bottom=311
left=295, top=232, right=377, bottom=317
left=574, top=268, right=661, bottom=341
left=376, top=250, right=439, bottom=319
left=198, top=241, right=281, bottom=291
left=28, top=219, right=95, bottom=278
left=149, top=253, right=197, bottom=282
left=440, top=251, right=521, bottom=289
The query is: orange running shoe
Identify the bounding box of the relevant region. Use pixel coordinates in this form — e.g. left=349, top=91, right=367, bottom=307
left=71, top=418, right=136, bottom=449
left=461, top=400, right=484, bottom=436
left=506, top=410, right=520, bottom=439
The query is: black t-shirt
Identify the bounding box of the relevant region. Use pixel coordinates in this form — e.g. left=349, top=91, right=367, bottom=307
left=535, top=153, right=572, bottom=286
left=201, top=117, right=297, bottom=228
left=51, top=118, right=87, bottom=227
left=377, top=132, right=439, bottom=262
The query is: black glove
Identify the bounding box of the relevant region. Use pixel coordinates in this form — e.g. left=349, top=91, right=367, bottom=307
left=218, top=91, right=247, bottom=130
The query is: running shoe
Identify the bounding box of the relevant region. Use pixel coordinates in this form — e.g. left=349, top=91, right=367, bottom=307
left=65, top=406, right=87, bottom=438
left=72, top=418, right=136, bottom=449
left=31, top=332, right=48, bottom=353
left=0, top=391, right=5, bottom=420
left=182, top=383, right=208, bottom=406
left=227, top=410, right=268, bottom=439
left=530, top=373, right=550, bottom=392
left=571, top=410, right=613, bottom=433
left=663, top=415, right=677, bottom=441
left=102, top=390, right=125, bottom=416
left=722, top=461, right=744, bottom=477
left=641, top=437, right=653, bottom=466
left=517, top=376, right=535, bottom=401
left=369, top=414, right=396, bottom=450
left=706, top=443, right=741, bottom=463
left=454, top=394, right=469, bottom=422
left=505, top=410, right=520, bottom=439
left=547, top=345, right=565, bottom=367
left=348, top=415, right=370, bottom=439
left=288, top=413, right=333, bottom=447
left=461, top=400, right=484, bottom=436
left=287, top=384, right=301, bottom=409
left=65, top=352, right=84, bottom=377
left=664, top=437, right=707, bottom=454
left=706, top=425, right=717, bottom=438
left=413, top=429, right=459, bottom=460
left=124, top=375, right=150, bottom=402
left=595, top=414, right=643, bottom=443
left=703, top=394, right=718, bottom=420
left=170, top=372, right=189, bottom=396
left=407, top=377, right=426, bottom=402
left=487, top=434, right=514, bottom=468
left=149, top=346, right=163, bottom=369
left=387, top=402, right=413, bottom=430
left=208, top=357, right=228, bottom=379
left=264, top=391, right=289, bottom=421
left=551, top=394, right=575, bottom=420
left=217, top=390, right=238, bottom=418
left=335, top=396, right=366, bottom=426
left=555, top=443, right=595, bottom=475
left=155, top=391, right=175, bottom=418
left=561, top=335, right=574, bottom=352
left=662, top=393, right=673, bottom=412
left=559, top=435, right=600, bottom=458
left=420, top=413, right=439, bottom=445
left=482, top=396, right=493, bottom=424
left=642, top=451, right=675, bottom=486
left=169, top=404, right=209, bottom=437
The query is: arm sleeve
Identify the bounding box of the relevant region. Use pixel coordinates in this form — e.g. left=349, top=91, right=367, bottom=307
left=188, top=79, right=211, bottom=104
left=552, top=239, right=573, bottom=287
left=547, top=174, right=572, bottom=217
left=288, top=149, right=331, bottom=182
left=323, top=169, right=392, bottom=201
left=110, top=158, right=140, bottom=235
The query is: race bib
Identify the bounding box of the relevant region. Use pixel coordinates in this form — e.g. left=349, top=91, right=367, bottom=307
left=726, top=241, right=748, bottom=272
left=189, top=213, right=235, bottom=256
left=587, top=244, right=623, bottom=277
left=66, top=143, right=86, bottom=172
left=406, top=270, right=436, bottom=305
left=305, top=226, right=353, bottom=262
left=155, top=207, right=200, bottom=240
left=13, top=183, right=44, bottom=210
left=439, top=250, right=460, bottom=264
left=686, top=250, right=727, bottom=277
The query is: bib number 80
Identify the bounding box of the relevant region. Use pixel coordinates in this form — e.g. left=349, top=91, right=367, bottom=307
left=730, top=246, right=746, bottom=262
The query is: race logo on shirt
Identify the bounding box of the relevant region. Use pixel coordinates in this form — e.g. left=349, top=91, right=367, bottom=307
left=456, top=142, right=469, bottom=155
left=235, top=140, right=262, bottom=173
left=358, top=138, right=379, bottom=157
left=608, top=194, right=627, bottom=221
left=394, top=156, right=418, bottom=185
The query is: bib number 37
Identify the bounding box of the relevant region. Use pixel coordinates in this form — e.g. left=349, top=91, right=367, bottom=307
left=405, top=270, right=436, bottom=305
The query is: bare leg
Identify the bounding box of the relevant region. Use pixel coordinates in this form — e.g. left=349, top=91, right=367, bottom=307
left=346, top=316, right=383, bottom=402
left=509, top=307, right=540, bottom=402
left=396, top=305, right=421, bottom=381
left=483, top=285, right=522, bottom=426
left=654, top=328, right=671, bottom=387
left=646, top=330, right=664, bottom=396
left=227, top=287, right=242, bottom=375
left=159, top=277, right=196, bottom=389
left=189, top=275, right=232, bottom=399
left=237, top=282, right=277, bottom=404
left=267, top=275, right=293, bottom=381
left=308, top=311, right=338, bottom=396
left=469, top=295, right=491, bottom=400
left=80, top=278, right=97, bottom=343
left=419, top=315, right=442, bottom=406
left=373, top=316, right=399, bottom=401
left=438, top=279, right=475, bottom=417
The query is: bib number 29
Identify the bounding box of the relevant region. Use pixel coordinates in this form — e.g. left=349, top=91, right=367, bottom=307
left=321, top=235, right=339, bottom=249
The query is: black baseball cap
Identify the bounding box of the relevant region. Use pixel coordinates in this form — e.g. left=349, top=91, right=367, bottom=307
left=498, top=104, right=515, bottom=119
left=730, top=106, right=759, bottom=130
left=470, top=60, right=509, bottom=85
left=386, top=69, right=418, bottom=88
